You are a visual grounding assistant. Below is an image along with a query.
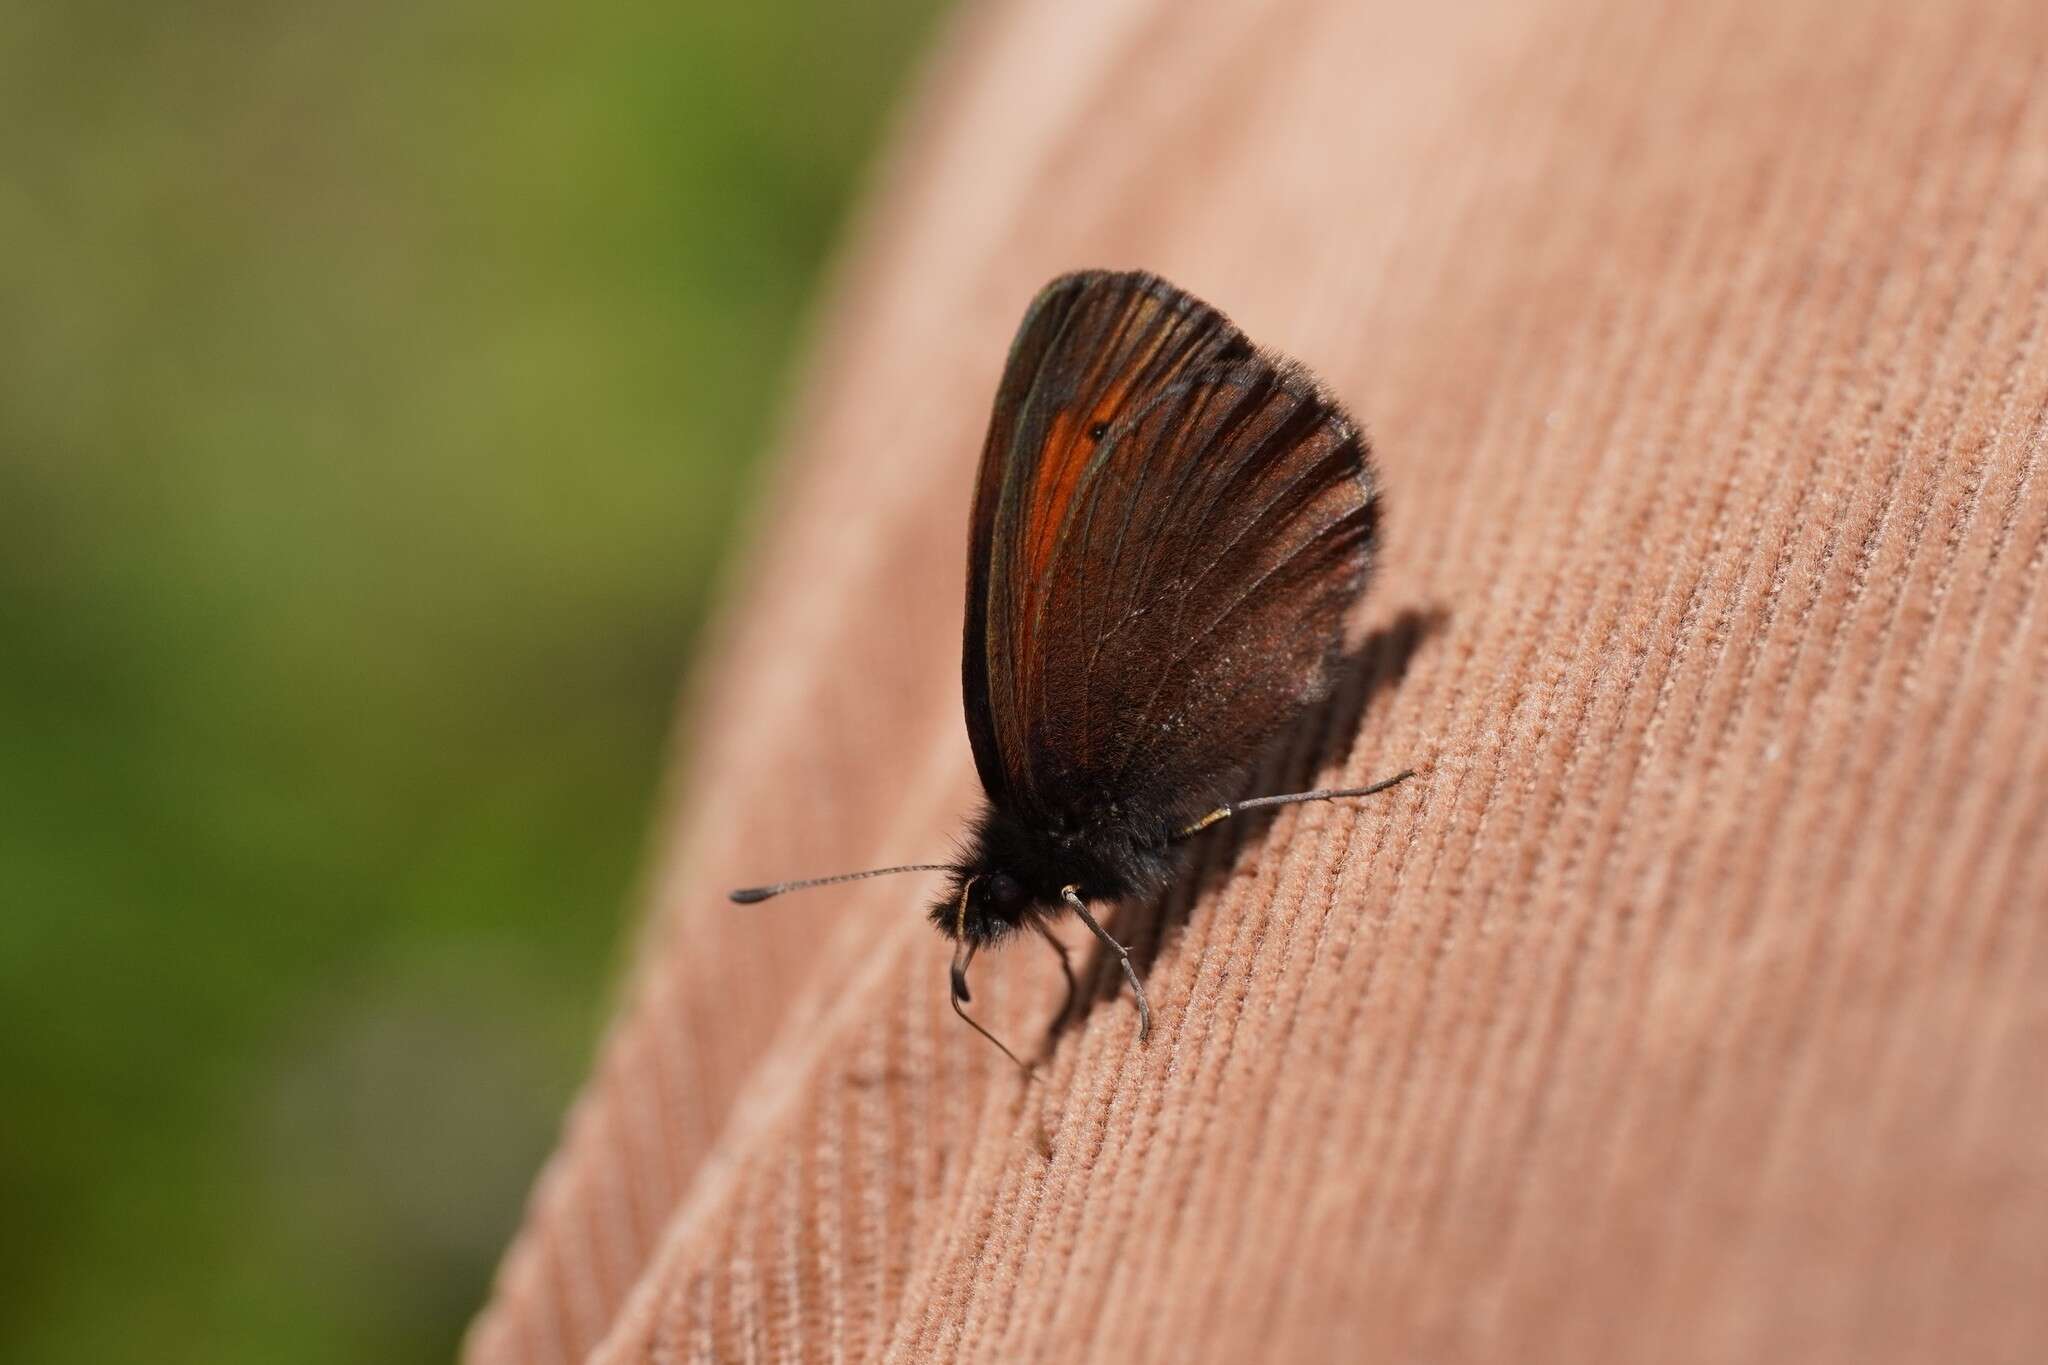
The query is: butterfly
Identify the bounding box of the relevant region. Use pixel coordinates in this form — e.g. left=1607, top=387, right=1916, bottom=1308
left=733, top=270, right=1410, bottom=1068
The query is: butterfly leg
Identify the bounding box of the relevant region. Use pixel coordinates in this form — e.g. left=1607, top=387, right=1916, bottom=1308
left=949, top=939, right=1031, bottom=1075
left=1029, top=916, right=1079, bottom=1034
left=1060, top=885, right=1150, bottom=1041
left=1175, top=768, right=1415, bottom=840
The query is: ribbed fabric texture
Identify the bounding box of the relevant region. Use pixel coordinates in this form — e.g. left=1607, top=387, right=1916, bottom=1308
left=465, top=0, right=2048, bottom=1360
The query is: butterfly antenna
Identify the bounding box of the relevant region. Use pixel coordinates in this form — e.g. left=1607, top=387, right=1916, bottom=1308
left=728, top=863, right=955, bottom=905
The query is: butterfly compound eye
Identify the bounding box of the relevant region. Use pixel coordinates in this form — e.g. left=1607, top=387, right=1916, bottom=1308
left=1087, top=420, right=1109, bottom=440
left=984, top=872, right=1025, bottom=911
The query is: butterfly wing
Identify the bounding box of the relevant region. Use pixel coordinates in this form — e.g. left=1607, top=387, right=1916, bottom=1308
left=964, top=272, right=1378, bottom=835
left=962, top=271, right=1250, bottom=812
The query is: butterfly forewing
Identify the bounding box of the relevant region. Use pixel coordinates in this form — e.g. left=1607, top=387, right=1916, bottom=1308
left=965, top=272, right=1377, bottom=835
left=963, top=271, right=1249, bottom=811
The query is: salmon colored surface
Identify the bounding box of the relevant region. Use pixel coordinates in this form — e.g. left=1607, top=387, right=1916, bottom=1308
left=468, top=0, right=2048, bottom=1360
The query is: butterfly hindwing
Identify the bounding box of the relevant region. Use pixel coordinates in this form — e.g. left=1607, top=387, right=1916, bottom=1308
left=964, top=272, right=1377, bottom=834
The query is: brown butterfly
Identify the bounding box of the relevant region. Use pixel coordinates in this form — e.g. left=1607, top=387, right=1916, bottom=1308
left=734, top=271, right=1410, bottom=1067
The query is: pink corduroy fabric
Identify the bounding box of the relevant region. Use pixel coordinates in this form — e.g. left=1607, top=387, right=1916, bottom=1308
left=467, top=0, right=2048, bottom=1360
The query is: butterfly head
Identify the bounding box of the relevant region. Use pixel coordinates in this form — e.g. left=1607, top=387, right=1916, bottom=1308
left=930, top=866, right=1030, bottom=951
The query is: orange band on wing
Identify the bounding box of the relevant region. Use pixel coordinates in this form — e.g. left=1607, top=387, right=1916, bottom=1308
left=1023, top=401, right=1114, bottom=585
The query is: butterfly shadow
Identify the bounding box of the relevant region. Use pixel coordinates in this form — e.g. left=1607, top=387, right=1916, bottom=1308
left=1042, top=603, right=1450, bottom=1053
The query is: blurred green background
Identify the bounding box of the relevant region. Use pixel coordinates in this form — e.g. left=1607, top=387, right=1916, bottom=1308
left=0, top=4, right=944, bottom=1361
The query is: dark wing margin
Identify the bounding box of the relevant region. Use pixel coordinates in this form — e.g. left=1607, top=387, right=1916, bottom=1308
left=961, top=271, right=1250, bottom=812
